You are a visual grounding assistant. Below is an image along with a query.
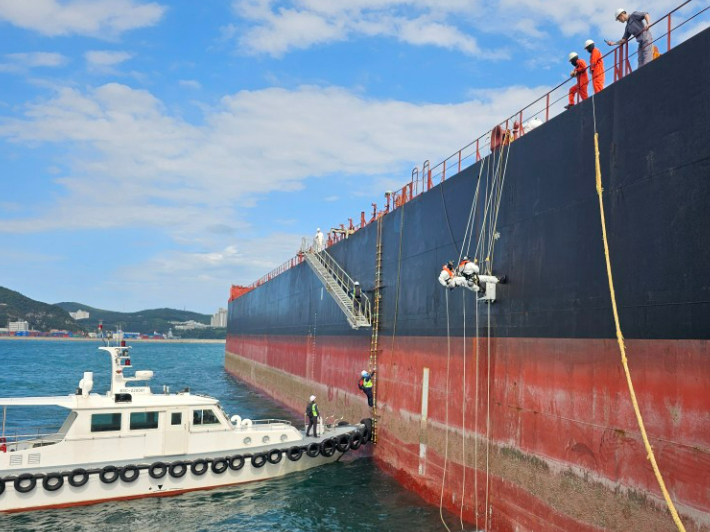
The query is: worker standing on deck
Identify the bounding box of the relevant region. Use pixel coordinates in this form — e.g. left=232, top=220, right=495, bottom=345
left=606, top=9, right=653, bottom=68
left=585, top=40, right=605, bottom=94
left=359, top=370, right=376, bottom=408
left=565, top=52, right=589, bottom=109
left=306, top=395, right=319, bottom=437
left=314, top=228, right=324, bottom=252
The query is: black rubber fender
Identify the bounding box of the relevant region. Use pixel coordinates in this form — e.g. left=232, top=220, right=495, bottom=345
left=14, top=473, right=37, bottom=493
left=120, top=465, right=140, bottom=483
left=42, top=472, right=64, bottom=492
left=211, top=458, right=229, bottom=474
left=68, top=468, right=89, bottom=488
left=337, top=420, right=350, bottom=426
left=335, top=433, right=351, bottom=453
left=320, top=438, right=337, bottom=458
left=99, top=466, right=120, bottom=484
left=169, top=461, right=188, bottom=478
left=350, top=430, right=363, bottom=451
left=251, top=453, right=267, bottom=468
left=360, top=418, right=373, bottom=444
left=191, top=459, right=209, bottom=476
left=287, top=446, right=303, bottom=461
left=266, top=449, right=282, bottom=465
left=305, top=442, right=320, bottom=458
left=149, top=462, right=168, bottom=480
left=0, top=478, right=5, bottom=496
left=228, top=455, right=245, bottom=471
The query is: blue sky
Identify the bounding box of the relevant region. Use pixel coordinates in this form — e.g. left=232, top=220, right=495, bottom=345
left=0, top=0, right=707, bottom=314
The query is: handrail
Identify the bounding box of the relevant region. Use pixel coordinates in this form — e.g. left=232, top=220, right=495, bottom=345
left=230, top=0, right=709, bottom=300
left=301, top=239, right=372, bottom=324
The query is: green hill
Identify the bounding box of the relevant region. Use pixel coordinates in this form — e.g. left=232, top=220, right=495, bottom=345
left=0, top=286, right=85, bottom=333
left=55, top=302, right=215, bottom=337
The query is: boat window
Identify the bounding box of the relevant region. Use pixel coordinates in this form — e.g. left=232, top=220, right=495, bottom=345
left=193, top=409, right=220, bottom=426
left=171, top=412, right=182, bottom=425
left=91, top=413, right=121, bottom=432
left=130, top=411, right=159, bottom=430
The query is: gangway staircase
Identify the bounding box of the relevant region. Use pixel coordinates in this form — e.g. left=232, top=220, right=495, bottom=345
left=301, top=240, right=372, bottom=330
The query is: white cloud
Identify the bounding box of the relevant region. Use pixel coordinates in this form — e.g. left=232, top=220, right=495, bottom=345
left=0, top=52, right=68, bottom=73
left=85, top=50, right=133, bottom=66
left=0, top=81, right=551, bottom=238
left=179, top=79, right=202, bottom=89
left=0, top=0, right=166, bottom=37
left=230, top=0, right=507, bottom=58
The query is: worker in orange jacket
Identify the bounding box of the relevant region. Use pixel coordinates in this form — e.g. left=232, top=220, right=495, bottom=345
left=565, top=52, right=589, bottom=109
left=585, top=40, right=605, bottom=94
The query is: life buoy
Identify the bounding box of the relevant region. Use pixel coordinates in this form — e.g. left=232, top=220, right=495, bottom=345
left=305, top=442, right=320, bottom=458
left=169, top=461, right=188, bottom=478
left=99, top=466, right=120, bottom=484
left=321, top=438, right=337, bottom=457
left=68, top=468, right=89, bottom=487
left=191, top=459, right=209, bottom=476
left=149, top=462, right=168, bottom=479
left=14, top=473, right=37, bottom=493
left=120, top=465, right=140, bottom=483
left=350, top=431, right=363, bottom=450
left=228, top=455, right=245, bottom=471
left=42, top=472, right=64, bottom=492
left=251, top=453, right=267, bottom=468
left=336, top=434, right=351, bottom=453
left=211, top=458, right=229, bottom=474
left=266, top=449, right=282, bottom=465
left=287, top=446, right=303, bottom=461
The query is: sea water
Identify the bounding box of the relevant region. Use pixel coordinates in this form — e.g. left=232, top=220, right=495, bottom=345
left=0, top=340, right=458, bottom=532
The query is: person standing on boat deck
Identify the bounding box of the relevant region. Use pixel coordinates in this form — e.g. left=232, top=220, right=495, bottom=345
left=306, top=395, right=319, bottom=437
left=565, top=52, right=589, bottom=109
left=585, top=39, right=605, bottom=94
left=606, top=9, right=653, bottom=68
left=314, top=228, right=324, bottom=252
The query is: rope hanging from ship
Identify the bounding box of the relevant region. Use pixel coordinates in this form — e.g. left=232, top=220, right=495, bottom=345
left=437, top=140, right=512, bottom=531
left=0, top=426, right=369, bottom=496
left=591, top=97, right=687, bottom=532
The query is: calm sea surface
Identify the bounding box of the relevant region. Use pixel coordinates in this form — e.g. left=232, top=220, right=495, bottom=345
left=0, top=340, right=459, bottom=532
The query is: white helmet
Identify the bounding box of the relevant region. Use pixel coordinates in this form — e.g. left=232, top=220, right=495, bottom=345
left=361, top=370, right=368, bottom=377
left=615, top=8, right=626, bottom=20
left=309, top=395, right=316, bottom=401
left=584, top=39, right=594, bottom=48
left=316, top=227, right=321, bottom=232
left=568, top=52, right=578, bottom=61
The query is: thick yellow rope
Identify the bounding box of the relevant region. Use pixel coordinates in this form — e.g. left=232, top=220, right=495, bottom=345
left=594, top=133, right=686, bottom=532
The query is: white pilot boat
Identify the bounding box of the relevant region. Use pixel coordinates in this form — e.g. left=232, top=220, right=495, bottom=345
left=0, top=342, right=370, bottom=512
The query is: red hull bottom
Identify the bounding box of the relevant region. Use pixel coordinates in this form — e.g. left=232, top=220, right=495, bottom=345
left=225, top=335, right=710, bottom=532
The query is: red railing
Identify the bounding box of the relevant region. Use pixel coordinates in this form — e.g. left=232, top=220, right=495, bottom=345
left=230, top=0, right=709, bottom=301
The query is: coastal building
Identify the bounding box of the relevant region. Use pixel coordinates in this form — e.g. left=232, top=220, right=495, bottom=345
left=69, top=310, right=90, bottom=320
left=8, top=321, right=29, bottom=332
left=211, top=308, right=227, bottom=328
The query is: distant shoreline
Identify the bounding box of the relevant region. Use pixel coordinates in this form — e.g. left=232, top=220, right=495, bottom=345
left=0, top=337, right=225, bottom=344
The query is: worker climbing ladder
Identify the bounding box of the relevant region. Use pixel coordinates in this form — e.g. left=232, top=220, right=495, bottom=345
left=368, top=217, right=384, bottom=443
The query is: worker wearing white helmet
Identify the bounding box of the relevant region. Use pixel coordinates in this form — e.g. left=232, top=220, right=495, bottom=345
left=606, top=8, right=654, bottom=68
left=565, top=52, right=589, bottom=110
left=358, top=369, right=376, bottom=409
left=314, top=227, right=324, bottom=252
left=306, top=394, right=319, bottom=437
left=584, top=39, right=605, bottom=94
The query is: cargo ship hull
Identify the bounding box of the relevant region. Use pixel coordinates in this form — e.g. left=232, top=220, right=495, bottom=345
left=227, top=28, right=710, bottom=531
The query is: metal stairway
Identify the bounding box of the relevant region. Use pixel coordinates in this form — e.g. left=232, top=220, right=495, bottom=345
left=301, top=241, right=371, bottom=329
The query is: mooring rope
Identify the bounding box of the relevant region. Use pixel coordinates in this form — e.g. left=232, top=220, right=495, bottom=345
left=591, top=96, right=686, bottom=532
left=439, top=288, right=453, bottom=532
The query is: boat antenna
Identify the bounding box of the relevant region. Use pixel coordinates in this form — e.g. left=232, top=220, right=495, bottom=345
left=98, top=320, right=108, bottom=347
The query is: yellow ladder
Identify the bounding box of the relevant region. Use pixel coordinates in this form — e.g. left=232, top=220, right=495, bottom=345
left=368, top=217, right=384, bottom=443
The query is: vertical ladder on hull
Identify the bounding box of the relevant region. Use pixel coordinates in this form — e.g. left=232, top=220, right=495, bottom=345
left=368, top=218, right=384, bottom=443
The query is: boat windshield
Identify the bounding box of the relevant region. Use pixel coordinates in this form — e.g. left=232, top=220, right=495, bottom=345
left=1, top=406, right=74, bottom=452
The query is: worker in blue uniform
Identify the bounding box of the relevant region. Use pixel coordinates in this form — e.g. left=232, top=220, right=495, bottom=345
left=306, top=395, right=319, bottom=437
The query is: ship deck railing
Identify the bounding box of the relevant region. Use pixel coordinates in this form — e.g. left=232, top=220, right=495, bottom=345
left=231, top=0, right=710, bottom=299
left=1, top=427, right=64, bottom=452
